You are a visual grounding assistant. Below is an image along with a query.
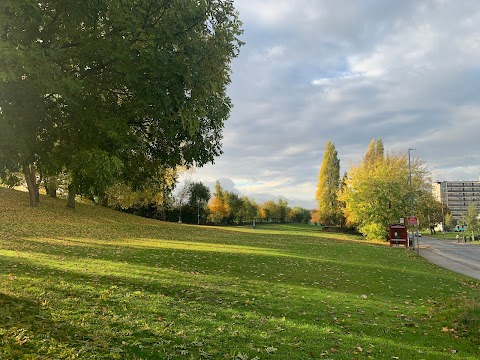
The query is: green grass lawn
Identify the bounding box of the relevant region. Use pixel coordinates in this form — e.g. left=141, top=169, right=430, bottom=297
left=1, top=187, right=480, bottom=359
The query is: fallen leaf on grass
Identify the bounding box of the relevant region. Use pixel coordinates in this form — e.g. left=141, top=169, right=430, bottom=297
left=235, top=352, right=248, bottom=360
left=265, top=346, right=277, bottom=353
left=441, top=326, right=455, bottom=332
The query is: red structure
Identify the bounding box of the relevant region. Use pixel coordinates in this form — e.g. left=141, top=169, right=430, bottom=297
left=389, top=224, right=408, bottom=247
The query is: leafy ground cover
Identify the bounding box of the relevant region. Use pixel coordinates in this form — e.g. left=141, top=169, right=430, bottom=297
left=1, top=187, right=479, bottom=359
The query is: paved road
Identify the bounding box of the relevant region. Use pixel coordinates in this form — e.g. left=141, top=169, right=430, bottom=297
left=417, top=235, right=480, bottom=280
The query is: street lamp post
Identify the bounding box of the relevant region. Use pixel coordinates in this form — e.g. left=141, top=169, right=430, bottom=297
left=408, top=148, right=418, bottom=253
left=197, top=200, right=200, bottom=225
left=437, top=181, right=445, bottom=234
left=441, top=195, right=445, bottom=233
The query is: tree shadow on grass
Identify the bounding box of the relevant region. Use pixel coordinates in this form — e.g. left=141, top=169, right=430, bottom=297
left=0, top=292, right=83, bottom=358
left=9, top=235, right=466, bottom=293
left=0, top=250, right=478, bottom=359
left=0, top=287, right=160, bottom=359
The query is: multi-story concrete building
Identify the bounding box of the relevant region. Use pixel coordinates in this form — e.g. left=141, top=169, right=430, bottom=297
left=433, top=180, right=480, bottom=220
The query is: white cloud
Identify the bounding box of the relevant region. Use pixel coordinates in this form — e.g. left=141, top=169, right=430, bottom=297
left=280, top=144, right=313, bottom=156
left=237, top=1, right=296, bottom=25
left=311, top=73, right=363, bottom=86
left=187, top=0, right=480, bottom=208
left=349, top=52, right=386, bottom=77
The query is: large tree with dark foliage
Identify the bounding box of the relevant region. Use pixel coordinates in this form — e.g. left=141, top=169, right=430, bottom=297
left=0, top=0, right=243, bottom=207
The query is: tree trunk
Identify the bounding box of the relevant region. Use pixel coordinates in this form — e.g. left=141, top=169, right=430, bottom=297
left=101, top=195, right=108, bottom=207
left=46, top=181, right=57, bottom=198
left=67, top=185, right=76, bottom=209
left=22, top=163, right=39, bottom=207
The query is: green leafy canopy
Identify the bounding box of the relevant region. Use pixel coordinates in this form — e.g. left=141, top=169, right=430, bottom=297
left=0, top=0, right=244, bottom=206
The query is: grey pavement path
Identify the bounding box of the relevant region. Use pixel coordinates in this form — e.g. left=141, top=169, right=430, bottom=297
left=416, top=235, right=480, bottom=280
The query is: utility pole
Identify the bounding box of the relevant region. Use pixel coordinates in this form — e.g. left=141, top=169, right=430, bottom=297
left=197, top=201, right=200, bottom=225
left=437, top=181, right=445, bottom=234
left=408, top=148, right=418, bottom=253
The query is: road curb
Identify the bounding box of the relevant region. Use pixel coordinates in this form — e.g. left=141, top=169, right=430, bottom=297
left=418, top=245, right=480, bottom=280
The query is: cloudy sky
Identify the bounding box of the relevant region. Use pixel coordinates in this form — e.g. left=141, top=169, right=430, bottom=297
left=186, top=0, right=480, bottom=209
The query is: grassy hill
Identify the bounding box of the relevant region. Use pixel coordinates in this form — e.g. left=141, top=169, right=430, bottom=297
left=1, top=187, right=479, bottom=359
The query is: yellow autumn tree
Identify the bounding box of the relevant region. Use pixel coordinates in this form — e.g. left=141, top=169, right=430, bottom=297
left=339, top=145, right=436, bottom=240
left=258, top=206, right=267, bottom=221
left=339, top=153, right=409, bottom=240
left=208, top=196, right=228, bottom=224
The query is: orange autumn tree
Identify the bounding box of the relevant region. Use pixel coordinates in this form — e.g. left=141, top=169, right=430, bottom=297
left=310, top=210, right=320, bottom=225
left=208, top=196, right=228, bottom=224
left=258, top=207, right=267, bottom=222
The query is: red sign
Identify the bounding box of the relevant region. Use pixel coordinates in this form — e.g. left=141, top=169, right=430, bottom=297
left=407, top=216, right=418, bottom=225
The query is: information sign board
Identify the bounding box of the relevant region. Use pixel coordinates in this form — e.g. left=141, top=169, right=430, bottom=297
left=407, top=216, right=418, bottom=225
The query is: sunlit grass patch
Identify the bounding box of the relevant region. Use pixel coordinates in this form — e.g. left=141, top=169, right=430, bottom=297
left=1, top=187, right=480, bottom=359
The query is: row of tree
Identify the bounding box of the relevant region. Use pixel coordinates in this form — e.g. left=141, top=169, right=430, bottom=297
left=0, top=0, right=243, bottom=208
left=207, top=181, right=312, bottom=225
left=111, top=178, right=313, bottom=225
left=71, top=178, right=311, bottom=226
left=315, top=139, right=444, bottom=240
